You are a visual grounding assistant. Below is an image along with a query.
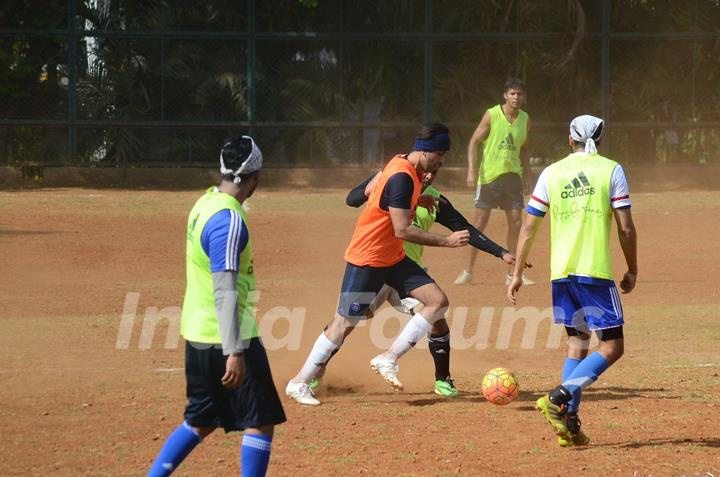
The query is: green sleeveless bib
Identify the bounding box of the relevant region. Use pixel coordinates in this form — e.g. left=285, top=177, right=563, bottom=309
left=181, top=188, right=259, bottom=343
left=403, top=185, right=441, bottom=268
left=478, top=105, right=528, bottom=185
left=546, top=153, right=617, bottom=280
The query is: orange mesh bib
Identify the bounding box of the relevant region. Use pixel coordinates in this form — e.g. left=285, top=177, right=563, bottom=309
left=344, top=156, right=421, bottom=267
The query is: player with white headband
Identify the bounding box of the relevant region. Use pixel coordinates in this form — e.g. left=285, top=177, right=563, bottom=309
left=508, top=114, right=638, bottom=447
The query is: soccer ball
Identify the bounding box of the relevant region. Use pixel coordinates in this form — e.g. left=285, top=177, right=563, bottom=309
left=482, top=367, right=519, bottom=405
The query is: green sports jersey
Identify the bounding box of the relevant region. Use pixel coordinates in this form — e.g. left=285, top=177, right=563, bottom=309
left=403, top=185, right=441, bottom=268
left=478, top=104, right=528, bottom=185
left=181, top=188, right=259, bottom=344
left=546, top=153, right=617, bottom=280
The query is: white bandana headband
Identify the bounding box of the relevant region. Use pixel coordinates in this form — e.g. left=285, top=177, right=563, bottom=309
left=220, top=135, right=263, bottom=184
left=569, top=115, right=604, bottom=154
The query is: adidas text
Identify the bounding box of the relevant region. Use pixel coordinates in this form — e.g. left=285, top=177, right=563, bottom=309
left=561, top=186, right=595, bottom=199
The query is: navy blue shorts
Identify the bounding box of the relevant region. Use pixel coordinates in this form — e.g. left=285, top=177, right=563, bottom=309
left=184, top=338, right=286, bottom=432
left=474, top=172, right=524, bottom=210
left=552, top=280, right=624, bottom=332
left=337, top=256, right=435, bottom=319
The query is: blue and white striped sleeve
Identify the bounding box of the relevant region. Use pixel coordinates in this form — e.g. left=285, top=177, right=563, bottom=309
left=526, top=168, right=550, bottom=217
left=201, top=209, right=249, bottom=272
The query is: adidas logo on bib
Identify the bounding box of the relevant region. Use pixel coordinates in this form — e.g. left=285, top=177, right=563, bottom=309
left=498, top=133, right=516, bottom=151
left=561, top=171, right=595, bottom=198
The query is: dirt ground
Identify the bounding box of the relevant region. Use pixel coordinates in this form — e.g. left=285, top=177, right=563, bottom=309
left=0, top=187, right=719, bottom=476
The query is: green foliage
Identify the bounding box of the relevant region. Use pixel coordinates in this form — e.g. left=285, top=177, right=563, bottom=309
left=1, top=0, right=720, bottom=165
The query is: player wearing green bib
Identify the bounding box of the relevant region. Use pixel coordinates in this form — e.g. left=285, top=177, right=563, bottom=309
left=148, top=136, right=285, bottom=477
left=456, top=78, right=535, bottom=286
left=508, top=115, right=638, bottom=447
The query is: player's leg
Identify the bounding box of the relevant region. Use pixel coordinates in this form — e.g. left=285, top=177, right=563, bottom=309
left=237, top=338, right=286, bottom=477
left=502, top=173, right=533, bottom=284
left=535, top=282, right=578, bottom=441
left=148, top=422, right=213, bottom=476
left=428, top=318, right=458, bottom=397
left=371, top=259, right=447, bottom=390
left=544, top=281, right=625, bottom=445
left=556, top=326, right=591, bottom=447
left=455, top=183, right=493, bottom=284
left=563, top=326, right=590, bottom=413
left=378, top=284, right=454, bottom=395
left=148, top=342, right=223, bottom=476
left=241, top=426, right=274, bottom=477
left=309, top=284, right=396, bottom=392
left=286, top=313, right=355, bottom=405
left=287, top=263, right=384, bottom=404
left=147, top=343, right=224, bottom=475
left=455, top=203, right=491, bottom=285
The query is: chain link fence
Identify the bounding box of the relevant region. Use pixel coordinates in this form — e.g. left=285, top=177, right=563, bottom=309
left=1, top=0, right=719, bottom=168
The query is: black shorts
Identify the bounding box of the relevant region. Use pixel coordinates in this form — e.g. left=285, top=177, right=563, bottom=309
left=336, top=256, right=435, bottom=319
left=184, top=338, right=286, bottom=432
left=474, top=172, right=524, bottom=210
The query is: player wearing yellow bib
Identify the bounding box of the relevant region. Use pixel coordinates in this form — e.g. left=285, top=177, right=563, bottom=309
left=148, top=136, right=285, bottom=477
left=456, top=78, right=535, bottom=286
left=508, top=115, right=638, bottom=447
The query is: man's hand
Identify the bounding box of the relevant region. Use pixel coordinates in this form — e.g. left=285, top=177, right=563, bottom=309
left=466, top=170, right=476, bottom=188
left=507, top=275, right=523, bottom=305
left=418, top=194, right=438, bottom=213
left=444, top=230, right=470, bottom=247
left=620, top=271, right=637, bottom=294
left=221, top=353, right=245, bottom=389
left=501, top=252, right=533, bottom=269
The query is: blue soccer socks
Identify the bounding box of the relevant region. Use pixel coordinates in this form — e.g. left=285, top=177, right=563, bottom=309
left=562, top=357, right=582, bottom=381
left=562, top=352, right=609, bottom=399
left=241, top=433, right=273, bottom=477
left=148, top=421, right=202, bottom=476
left=562, top=358, right=582, bottom=413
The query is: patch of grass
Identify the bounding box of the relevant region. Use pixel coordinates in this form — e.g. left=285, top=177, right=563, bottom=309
left=334, top=455, right=356, bottom=465
left=292, top=441, right=318, bottom=450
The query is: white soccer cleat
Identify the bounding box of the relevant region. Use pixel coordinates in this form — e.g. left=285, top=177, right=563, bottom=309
left=285, top=381, right=320, bottom=406
left=370, top=354, right=403, bottom=391
left=454, top=270, right=473, bottom=285
left=506, top=274, right=536, bottom=286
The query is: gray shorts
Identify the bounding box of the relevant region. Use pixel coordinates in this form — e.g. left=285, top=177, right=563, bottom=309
left=474, top=173, right=524, bottom=210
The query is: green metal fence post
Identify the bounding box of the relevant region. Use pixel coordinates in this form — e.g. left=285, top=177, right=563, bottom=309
left=423, top=0, right=432, bottom=122
left=246, top=0, right=257, bottom=128
left=67, top=0, right=78, bottom=163
left=601, top=0, right=611, bottom=152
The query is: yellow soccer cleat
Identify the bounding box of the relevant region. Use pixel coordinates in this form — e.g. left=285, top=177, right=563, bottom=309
left=536, top=395, right=572, bottom=441
left=558, top=412, right=590, bottom=447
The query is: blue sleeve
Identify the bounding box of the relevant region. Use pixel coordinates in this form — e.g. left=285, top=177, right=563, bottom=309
left=526, top=205, right=546, bottom=217
left=379, top=173, right=414, bottom=211
left=200, top=209, right=249, bottom=272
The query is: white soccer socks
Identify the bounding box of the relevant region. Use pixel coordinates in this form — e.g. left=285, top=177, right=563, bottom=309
left=294, top=332, right=339, bottom=383
left=387, top=313, right=433, bottom=360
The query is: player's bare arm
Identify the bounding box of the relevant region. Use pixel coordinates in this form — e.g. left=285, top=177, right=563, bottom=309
left=520, top=116, right=532, bottom=190
left=507, top=213, right=542, bottom=304
left=613, top=207, right=638, bottom=293
left=388, top=206, right=469, bottom=247
left=466, top=111, right=492, bottom=187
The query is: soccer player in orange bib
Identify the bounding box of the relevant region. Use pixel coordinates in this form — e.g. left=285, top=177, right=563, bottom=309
left=286, top=123, right=470, bottom=405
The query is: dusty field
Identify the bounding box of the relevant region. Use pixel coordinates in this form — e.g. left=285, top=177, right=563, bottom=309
left=0, top=186, right=719, bottom=476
